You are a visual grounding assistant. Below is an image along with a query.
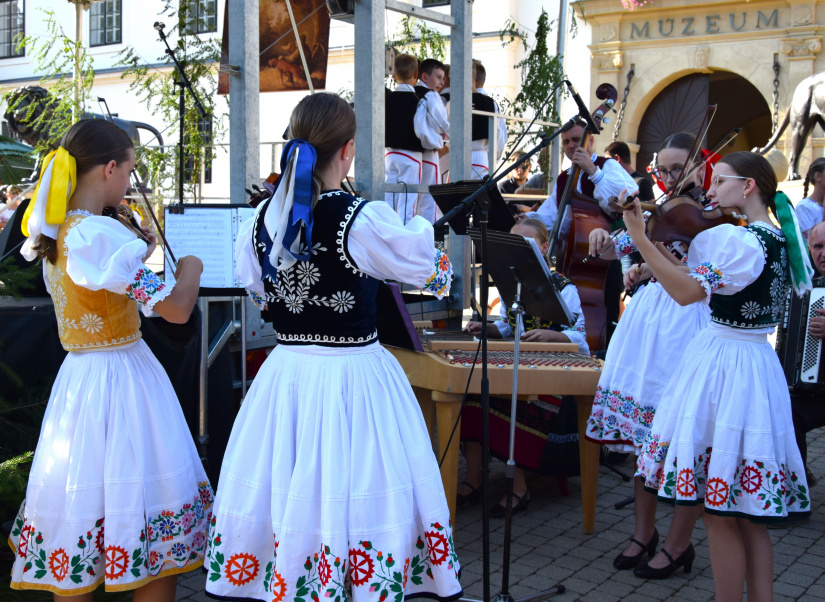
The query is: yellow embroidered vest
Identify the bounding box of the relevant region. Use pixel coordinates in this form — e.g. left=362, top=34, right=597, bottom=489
left=46, top=214, right=142, bottom=351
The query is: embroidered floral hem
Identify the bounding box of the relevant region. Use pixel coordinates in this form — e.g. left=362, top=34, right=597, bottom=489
left=637, top=446, right=810, bottom=520
left=205, top=515, right=462, bottom=602
left=8, top=481, right=214, bottom=594
left=690, top=261, right=725, bottom=298
left=584, top=384, right=656, bottom=451
left=423, top=250, right=452, bottom=299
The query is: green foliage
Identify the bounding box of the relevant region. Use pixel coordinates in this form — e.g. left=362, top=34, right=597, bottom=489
left=116, top=0, right=225, bottom=202
left=498, top=10, right=564, bottom=179
left=2, top=9, right=96, bottom=156
left=0, top=452, right=32, bottom=510
left=0, top=258, right=38, bottom=301
left=388, top=17, right=447, bottom=63
left=0, top=136, right=35, bottom=186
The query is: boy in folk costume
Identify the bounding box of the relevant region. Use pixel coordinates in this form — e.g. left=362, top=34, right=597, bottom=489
left=385, top=54, right=441, bottom=224
left=413, top=58, right=450, bottom=223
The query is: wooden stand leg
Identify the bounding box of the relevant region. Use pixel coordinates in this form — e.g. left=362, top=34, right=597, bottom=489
left=413, top=386, right=435, bottom=450
left=433, top=391, right=464, bottom=523
left=575, top=395, right=599, bottom=534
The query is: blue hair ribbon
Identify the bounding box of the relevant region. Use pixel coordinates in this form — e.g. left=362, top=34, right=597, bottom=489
left=280, top=138, right=317, bottom=263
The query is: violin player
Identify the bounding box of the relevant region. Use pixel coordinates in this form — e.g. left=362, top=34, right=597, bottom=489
left=584, top=132, right=712, bottom=579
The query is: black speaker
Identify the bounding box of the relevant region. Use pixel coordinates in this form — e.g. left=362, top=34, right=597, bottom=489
left=0, top=197, right=48, bottom=296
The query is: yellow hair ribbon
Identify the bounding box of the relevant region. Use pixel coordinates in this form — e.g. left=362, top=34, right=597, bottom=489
left=21, top=147, right=77, bottom=237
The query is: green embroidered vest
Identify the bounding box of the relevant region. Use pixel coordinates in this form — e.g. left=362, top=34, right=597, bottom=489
left=505, top=273, right=572, bottom=333
left=710, top=223, right=788, bottom=329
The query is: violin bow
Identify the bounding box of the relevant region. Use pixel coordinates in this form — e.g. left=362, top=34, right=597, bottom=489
left=97, top=98, right=178, bottom=270
left=667, top=104, right=717, bottom=198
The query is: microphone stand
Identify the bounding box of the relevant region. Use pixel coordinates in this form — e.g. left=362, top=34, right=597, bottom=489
left=435, top=117, right=577, bottom=602
left=154, top=22, right=208, bottom=206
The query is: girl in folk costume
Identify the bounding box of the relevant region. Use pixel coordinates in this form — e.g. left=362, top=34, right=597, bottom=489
left=584, top=133, right=710, bottom=579
left=631, top=151, right=813, bottom=601
left=796, top=157, right=824, bottom=240
left=461, top=219, right=588, bottom=516
left=205, top=93, right=461, bottom=602
left=9, top=119, right=212, bottom=601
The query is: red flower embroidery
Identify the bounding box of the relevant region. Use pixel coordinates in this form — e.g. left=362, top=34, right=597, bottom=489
left=740, top=465, right=763, bottom=494
left=676, top=468, right=697, bottom=497
left=348, top=548, right=375, bottom=586
left=49, top=548, right=69, bottom=582
left=16, top=525, right=31, bottom=558
left=95, top=526, right=105, bottom=554
left=225, top=552, right=260, bottom=587
left=425, top=530, right=449, bottom=565
left=318, top=549, right=332, bottom=587
left=705, top=477, right=730, bottom=508
left=104, top=545, right=129, bottom=580
left=271, top=569, right=287, bottom=602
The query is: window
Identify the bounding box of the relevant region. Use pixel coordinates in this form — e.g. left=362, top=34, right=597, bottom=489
left=90, top=0, right=121, bottom=47
left=180, top=0, right=216, bottom=35
left=0, top=0, right=24, bottom=59
left=184, top=116, right=213, bottom=184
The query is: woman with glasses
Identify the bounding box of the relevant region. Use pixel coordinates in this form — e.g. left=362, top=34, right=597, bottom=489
left=631, top=151, right=812, bottom=601
left=584, top=132, right=711, bottom=579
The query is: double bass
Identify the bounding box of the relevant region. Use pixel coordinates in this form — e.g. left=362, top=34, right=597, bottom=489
left=548, top=84, right=618, bottom=352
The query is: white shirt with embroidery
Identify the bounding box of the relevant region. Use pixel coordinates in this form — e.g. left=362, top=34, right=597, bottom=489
left=795, top=197, right=823, bottom=240
left=235, top=198, right=452, bottom=308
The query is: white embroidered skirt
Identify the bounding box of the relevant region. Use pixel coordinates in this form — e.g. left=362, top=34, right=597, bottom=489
left=585, top=281, right=710, bottom=453
left=204, top=342, right=462, bottom=602
left=636, top=323, right=810, bottom=522
left=8, top=339, right=213, bottom=595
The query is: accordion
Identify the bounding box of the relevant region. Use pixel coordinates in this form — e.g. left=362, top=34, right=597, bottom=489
left=777, top=281, right=825, bottom=393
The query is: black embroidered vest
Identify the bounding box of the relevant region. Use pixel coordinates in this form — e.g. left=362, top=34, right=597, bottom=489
left=709, top=223, right=788, bottom=329
left=385, top=91, right=425, bottom=152
left=505, top=273, right=572, bottom=333
left=471, top=93, right=497, bottom=141
left=253, top=191, right=380, bottom=346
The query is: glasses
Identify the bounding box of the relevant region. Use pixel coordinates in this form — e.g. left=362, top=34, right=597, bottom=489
left=710, top=175, right=750, bottom=187
left=654, top=166, right=684, bottom=180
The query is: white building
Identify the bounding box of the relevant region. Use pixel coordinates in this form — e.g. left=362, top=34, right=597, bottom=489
left=0, top=0, right=591, bottom=200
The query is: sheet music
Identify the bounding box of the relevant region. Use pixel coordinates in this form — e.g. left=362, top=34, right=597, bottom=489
left=525, top=237, right=553, bottom=280
left=165, top=206, right=255, bottom=289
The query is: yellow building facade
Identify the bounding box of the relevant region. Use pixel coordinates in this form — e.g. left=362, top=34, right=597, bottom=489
left=575, top=0, right=824, bottom=183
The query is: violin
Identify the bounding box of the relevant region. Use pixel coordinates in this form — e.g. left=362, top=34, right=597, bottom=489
left=609, top=182, right=745, bottom=246
left=103, top=204, right=154, bottom=245
left=246, top=172, right=280, bottom=208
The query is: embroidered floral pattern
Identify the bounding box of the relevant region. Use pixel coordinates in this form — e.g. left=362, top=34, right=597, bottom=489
left=248, top=291, right=265, bottom=310
left=612, top=231, right=636, bottom=258
left=585, top=384, right=655, bottom=449
left=79, top=313, right=104, bottom=334
left=330, top=290, right=356, bottom=313
left=205, top=519, right=460, bottom=600
left=691, top=262, right=725, bottom=295
left=423, top=250, right=452, bottom=299
left=125, top=267, right=170, bottom=310
left=641, top=446, right=810, bottom=517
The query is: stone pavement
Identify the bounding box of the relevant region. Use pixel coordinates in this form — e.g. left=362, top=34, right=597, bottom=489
left=175, top=427, right=825, bottom=602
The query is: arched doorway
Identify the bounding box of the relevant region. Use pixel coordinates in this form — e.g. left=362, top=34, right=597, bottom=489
left=636, top=71, right=772, bottom=175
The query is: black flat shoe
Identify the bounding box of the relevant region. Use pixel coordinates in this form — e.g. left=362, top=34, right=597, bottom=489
left=456, top=481, right=482, bottom=507
left=633, top=543, right=695, bottom=579
left=490, top=490, right=530, bottom=519
left=613, top=529, right=659, bottom=570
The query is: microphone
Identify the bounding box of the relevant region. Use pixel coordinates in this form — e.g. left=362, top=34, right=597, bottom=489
left=154, top=21, right=165, bottom=31
left=564, top=79, right=600, bottom=134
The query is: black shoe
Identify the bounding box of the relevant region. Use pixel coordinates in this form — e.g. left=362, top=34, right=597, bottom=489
left=613, top=529, right=659, bottom=570
left=489, top=491, right=530, bottom=519
left=456, top=481, right=482, bottom=507
left=633, top=543, right=695, bottom=579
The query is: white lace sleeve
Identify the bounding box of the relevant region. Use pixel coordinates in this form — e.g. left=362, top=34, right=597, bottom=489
left=347, top=201, right=452, bottom=299
left=686, top=224, right=766, bottom=300
left=234, top=203, right=266, bottom=309
left=64, top=216, right=173, bottom=316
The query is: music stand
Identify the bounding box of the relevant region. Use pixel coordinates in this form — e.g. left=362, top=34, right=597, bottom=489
left=468, top=228, right=568, bottom=601
left=430, top=180, right=516, bottom=235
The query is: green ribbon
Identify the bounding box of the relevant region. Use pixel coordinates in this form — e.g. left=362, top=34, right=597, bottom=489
left=774, top=190, right=813, bottom=296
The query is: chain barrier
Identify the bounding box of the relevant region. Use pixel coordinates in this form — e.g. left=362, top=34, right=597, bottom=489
left=613, top=64, right=635, bottom=141
left=772, top=54, right=781, bottom=133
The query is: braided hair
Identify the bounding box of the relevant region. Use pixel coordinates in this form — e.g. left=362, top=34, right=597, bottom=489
left=803, top=157, right=825, bottom=199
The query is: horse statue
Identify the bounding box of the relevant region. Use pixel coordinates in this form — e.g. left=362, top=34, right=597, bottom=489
left=754, top=70, right=825, bottom=180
